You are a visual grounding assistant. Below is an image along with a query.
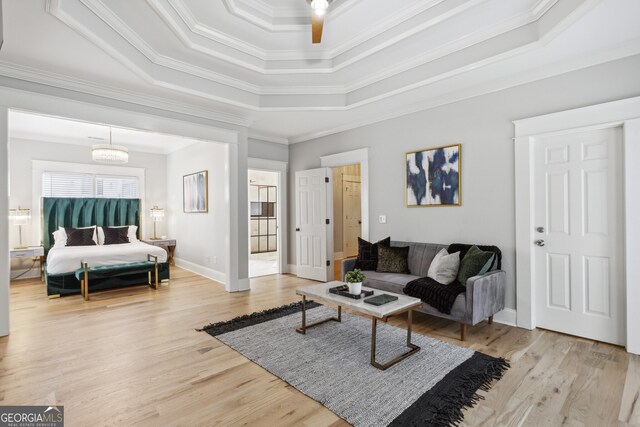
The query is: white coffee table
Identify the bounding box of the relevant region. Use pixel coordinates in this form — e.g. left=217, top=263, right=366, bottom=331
left=295, top=281, right=423, bottom=370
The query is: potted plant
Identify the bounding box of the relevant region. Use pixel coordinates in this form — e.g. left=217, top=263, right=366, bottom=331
left=345, top=269, right=366, bottom=294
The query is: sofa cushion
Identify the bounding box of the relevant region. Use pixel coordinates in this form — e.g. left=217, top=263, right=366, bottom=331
left=448, top=243, right=502, bottom=270
left=391, top=241, right=448, bottom=276
left=457, top=245, right=495, bottom=285
left=427, top=248, right=460, bottom=284
left=354, top=237, right=391, bottom=271
left=376, top=245, right=410, bottom=273
left=363, top=271, right=420, bottom=295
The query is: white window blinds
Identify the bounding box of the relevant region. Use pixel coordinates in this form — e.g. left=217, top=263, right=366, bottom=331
left=96, top=175, right=139, bottom=198
left=42, top=172, right=93, bottom=198
left=42, top=172, right=139, bottom=199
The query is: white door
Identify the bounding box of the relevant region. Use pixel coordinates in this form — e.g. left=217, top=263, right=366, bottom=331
left=342, top=176, right=361, bottom=258
left=534, top=127, right=624, bottom=345
left=295, top=168, right=332, bottom=281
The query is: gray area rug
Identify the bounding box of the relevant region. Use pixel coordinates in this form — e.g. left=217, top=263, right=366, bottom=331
left=200, top=302, right=508, bottom=427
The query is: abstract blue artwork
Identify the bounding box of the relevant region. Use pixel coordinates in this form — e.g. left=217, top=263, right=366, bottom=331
left=406, top=144, right=461, bottom=206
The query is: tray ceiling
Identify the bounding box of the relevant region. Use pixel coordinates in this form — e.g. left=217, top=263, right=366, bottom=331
left=1, top=0, right=639, bottom=142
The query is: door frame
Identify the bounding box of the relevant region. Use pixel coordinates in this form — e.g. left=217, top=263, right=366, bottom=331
left=247, top=158, right=288, bottom=276
left=513, top=96, right=640, bottom=354
left=320, top=148, right=370, bottom=268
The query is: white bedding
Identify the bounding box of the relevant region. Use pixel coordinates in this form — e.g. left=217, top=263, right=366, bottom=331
left=46, top=242, right=168, bottom=275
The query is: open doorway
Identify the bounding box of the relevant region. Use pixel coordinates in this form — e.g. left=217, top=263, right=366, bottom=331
left=332, top=164, right=361, bottom=280
left=249, top=169, right=279, bottom=278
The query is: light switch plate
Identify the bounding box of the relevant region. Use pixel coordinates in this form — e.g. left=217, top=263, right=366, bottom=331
left=378, top=215, right=387, bottom=224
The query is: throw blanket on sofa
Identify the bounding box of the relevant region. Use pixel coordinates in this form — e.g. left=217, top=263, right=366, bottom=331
left=403, top=277, right=466, bottom=314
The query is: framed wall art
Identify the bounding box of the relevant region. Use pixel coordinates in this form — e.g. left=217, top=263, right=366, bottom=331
left=183, top=170, right=209, bottom=213
left=406, top=144, right=461, bottom=207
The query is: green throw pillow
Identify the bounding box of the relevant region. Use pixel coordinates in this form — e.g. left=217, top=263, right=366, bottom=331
left=376, top=245, right=410, bottom=274
left=457, top=245, right=495, bottom=285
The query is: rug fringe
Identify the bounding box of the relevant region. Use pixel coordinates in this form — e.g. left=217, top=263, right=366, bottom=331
left=388, top=353, right=510, bottom=427
left=427, top=357, right=510, bottom=427
left=197, top=300, right=319, bottom=336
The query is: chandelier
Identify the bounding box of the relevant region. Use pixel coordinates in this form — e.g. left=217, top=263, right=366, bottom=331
left=92, top=127, right=129, bottom=164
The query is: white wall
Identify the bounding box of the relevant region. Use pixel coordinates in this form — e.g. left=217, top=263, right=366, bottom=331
left=248, top=138, right=288, bottom=162
left=8, top=138, right=167, bottom=277
left=288, top=54, right=640, bottom=311
left=167, top=141, right=229, bottom=284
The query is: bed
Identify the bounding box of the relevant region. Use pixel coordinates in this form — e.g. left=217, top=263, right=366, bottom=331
left=43, top=197, right=171, bottom=296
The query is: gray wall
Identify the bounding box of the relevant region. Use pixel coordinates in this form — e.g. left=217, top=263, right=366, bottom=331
left=288, top=54, right=640, bottom=310
left=248, top=138, right=289, bottom=162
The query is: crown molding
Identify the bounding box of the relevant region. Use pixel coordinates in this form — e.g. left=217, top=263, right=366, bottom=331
left=0, top=61, right=254, bottom=128
left=48, top=0, right=583, bottom=103
left=288, top=38, right=640, bottom=143
left=248, top=131, right=289, bottom=145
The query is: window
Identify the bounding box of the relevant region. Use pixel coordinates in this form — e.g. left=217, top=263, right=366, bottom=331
left=96, top=175, right=139, bottom=198
left=42, top=171, right=139, bottom=198
left=42, top=172, right=93, bottom=198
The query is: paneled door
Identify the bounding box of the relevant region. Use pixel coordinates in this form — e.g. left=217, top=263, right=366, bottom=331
left=533, top=127, right=624, bottom=345
left=342, top=176, right=361, bottom=258
left=295, top=168, right=332, bottom=282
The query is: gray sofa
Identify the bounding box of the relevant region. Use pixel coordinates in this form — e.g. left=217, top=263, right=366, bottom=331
left=341, top=241, right=506, bottom=341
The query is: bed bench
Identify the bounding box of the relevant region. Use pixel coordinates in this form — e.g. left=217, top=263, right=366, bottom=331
left=75, top=255, right=160, bottom=301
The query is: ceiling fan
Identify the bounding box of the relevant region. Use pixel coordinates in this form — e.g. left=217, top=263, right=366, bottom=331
left=307, top=0, right=333, bottom=44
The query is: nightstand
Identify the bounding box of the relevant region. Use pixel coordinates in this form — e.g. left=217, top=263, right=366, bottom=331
left=10, top=246, right=45, bottom=281
left=142, top=239, right=176, bottom=266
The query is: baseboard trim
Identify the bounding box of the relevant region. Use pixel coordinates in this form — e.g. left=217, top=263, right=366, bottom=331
left=286, top=264, right=298, bottom=275
left=492, top=308, right=517, bottom=327
left=174, top=257, right=226, bottom=285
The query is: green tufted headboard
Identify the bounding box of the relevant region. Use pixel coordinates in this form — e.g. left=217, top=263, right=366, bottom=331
left=42, top=198, right=141, bottom=253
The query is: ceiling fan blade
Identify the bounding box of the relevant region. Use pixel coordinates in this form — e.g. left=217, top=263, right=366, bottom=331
left=312, top=14, right=324, bottom=44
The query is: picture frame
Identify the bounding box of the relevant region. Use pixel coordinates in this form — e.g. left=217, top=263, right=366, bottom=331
left=183, top=170, right=209, bottom=213
left=406, top=144, right=461, bottom=207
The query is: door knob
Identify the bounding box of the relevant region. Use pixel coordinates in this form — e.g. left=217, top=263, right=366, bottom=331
left=534, top=239, right=545, bottom=247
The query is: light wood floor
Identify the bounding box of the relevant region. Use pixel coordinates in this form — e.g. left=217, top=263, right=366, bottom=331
left=1, top=268, right=639, bottom=426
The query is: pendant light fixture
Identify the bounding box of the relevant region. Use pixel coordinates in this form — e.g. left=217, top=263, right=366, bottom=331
left=92, top=127, right=129, bottom=164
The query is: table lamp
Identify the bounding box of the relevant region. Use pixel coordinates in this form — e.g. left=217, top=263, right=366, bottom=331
left=9, top=207, right=31, bottom=249
left=149, top=206, right=164, bottom=240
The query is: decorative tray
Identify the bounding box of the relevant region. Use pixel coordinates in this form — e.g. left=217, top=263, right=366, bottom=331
left=329, top=285, right=374, bottom=300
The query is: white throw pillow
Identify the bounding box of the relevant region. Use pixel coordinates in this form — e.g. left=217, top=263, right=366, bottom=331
left=97, top=225, right=138, bottom=245
left=427, top=248, right=460, bottom=285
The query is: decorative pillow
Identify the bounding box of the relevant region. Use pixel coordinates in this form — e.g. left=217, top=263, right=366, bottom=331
left=427, top=248, right=460, bottom=284
left=97, top=225, right=138, bottom=245
left=102, top=226, right=130, bottom=245
left=354, top=237, right=391, bottom=271
left=52, top=229, right=67, bottom=248
left=376, top=244, right=410, bottom=274
left=457, top=245, right=496, bottom=285
left=55, top=226, right=98, bottom=247
left=64, top=227, right=97, bottom=247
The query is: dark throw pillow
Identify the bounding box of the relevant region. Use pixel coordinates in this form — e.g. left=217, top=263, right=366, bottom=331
left=64, top=227, right=97, bottom=247
left=102, top=226, right=130, bottom=245
left=376, top=244, right=410, bottom=274
left=457, top=245, right=495, bottom=285
left=354, top=237, right=391, bottom=271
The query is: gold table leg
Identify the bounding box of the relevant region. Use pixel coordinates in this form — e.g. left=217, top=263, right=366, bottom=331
left=295, top=295, right=342, bottom=334
left=370, top=309, right=420, bottom=370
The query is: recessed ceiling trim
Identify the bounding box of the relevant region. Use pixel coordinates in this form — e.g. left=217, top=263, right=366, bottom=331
left=0, top=61, right=254, bottom=127
left=43, top=0, right=603, bottom=110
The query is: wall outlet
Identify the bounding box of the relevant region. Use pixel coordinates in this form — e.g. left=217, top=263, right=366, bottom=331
left=206, top=256, right=211, bottom=264
left=379, top=215, right=387, bottom=224
left=213, top=256, right=217, bottom=264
